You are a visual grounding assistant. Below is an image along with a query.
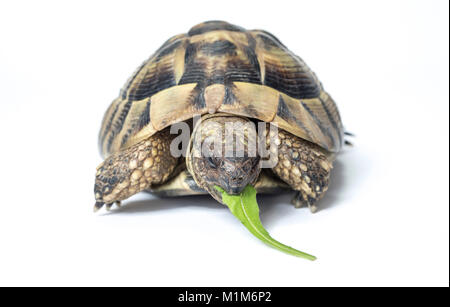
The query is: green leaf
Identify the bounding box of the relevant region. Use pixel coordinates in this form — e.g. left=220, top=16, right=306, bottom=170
left=216, top=185, right=317, bottom=261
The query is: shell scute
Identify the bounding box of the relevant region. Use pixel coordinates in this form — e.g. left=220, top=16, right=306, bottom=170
left=99, top=21, right=344, bottom=157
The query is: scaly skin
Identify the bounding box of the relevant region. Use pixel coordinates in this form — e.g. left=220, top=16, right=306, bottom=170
left=94, top=117, right=333, bottom=213
left=269, top=127, right=332, bottom=213
left=94, top=129, right=178, bottom=211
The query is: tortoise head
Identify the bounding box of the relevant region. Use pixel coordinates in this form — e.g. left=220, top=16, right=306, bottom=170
left=188, top=115, right=261, bottom=202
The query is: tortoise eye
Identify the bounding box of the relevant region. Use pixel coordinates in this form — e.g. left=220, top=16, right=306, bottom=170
left=207, top=156, right=217, bottom=168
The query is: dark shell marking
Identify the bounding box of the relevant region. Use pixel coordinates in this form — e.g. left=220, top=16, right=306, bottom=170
left=99, top=21, right=344, bottom=157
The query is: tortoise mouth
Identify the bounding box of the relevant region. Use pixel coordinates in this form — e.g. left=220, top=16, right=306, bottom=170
left=227, top=186, right=246, bottom=195
left=205, top=172, right=259, bottom=202
left=205, top=184, right=226, bottom=204
left=217, top=177, right=249, bottom=195
left=199, top=179, right=250, bottom=204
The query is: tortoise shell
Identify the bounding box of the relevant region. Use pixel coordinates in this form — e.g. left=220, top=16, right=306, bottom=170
left=99, top=21, right=344, bottom=158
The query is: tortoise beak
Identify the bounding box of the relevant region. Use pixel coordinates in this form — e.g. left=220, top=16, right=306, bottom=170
left=225, top=185, right=246, bottom=195
left=207, top=183, right=245, bottom=204
left=228, top=187, right=245, bottom=195
left=220, top=173, right=248, bottom=195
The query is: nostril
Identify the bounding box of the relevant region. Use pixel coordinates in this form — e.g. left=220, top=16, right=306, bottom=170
left=232, top=176, right=244, bottom=182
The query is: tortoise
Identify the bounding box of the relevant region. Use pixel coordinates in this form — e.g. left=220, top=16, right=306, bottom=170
left=94, top=21, right=344, bottom=213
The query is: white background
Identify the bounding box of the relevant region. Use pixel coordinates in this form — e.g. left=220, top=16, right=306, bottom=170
left=0, top=0, right=448, bottom=287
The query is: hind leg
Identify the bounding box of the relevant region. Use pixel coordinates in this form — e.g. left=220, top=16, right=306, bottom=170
left=94, top=129, right=178, bottom=211
left=269, top=129, right=333, bottom=213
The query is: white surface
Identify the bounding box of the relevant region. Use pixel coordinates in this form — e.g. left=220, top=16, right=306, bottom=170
left=0, top=0, right=448, bottom=287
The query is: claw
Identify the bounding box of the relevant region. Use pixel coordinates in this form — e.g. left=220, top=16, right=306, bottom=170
left=115, top=201, right=122, bottom=208
left=291, top=196, right=304, bottom=208
left=344, top=140, right=354, bottom=147
left=292, top=193, right=318, bottom=213
left=344, top=131, right=355, bottom=137
left=105, top=203, right=113, bottom=211
left=344, top=131, right=355, bottom=147
left=308, top=203, right=318, bottom=213
left=94, top=201, right=105, bottom=212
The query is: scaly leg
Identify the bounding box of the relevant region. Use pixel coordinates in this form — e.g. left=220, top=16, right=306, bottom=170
left=270, top=129, right=333, bottom=213
left=94, top=129, right=178, bottom=211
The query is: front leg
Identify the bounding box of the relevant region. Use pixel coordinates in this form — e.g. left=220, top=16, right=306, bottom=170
left=94, top=129, right=178, bottom=211
left=269, top=129, right=333, bottom=213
